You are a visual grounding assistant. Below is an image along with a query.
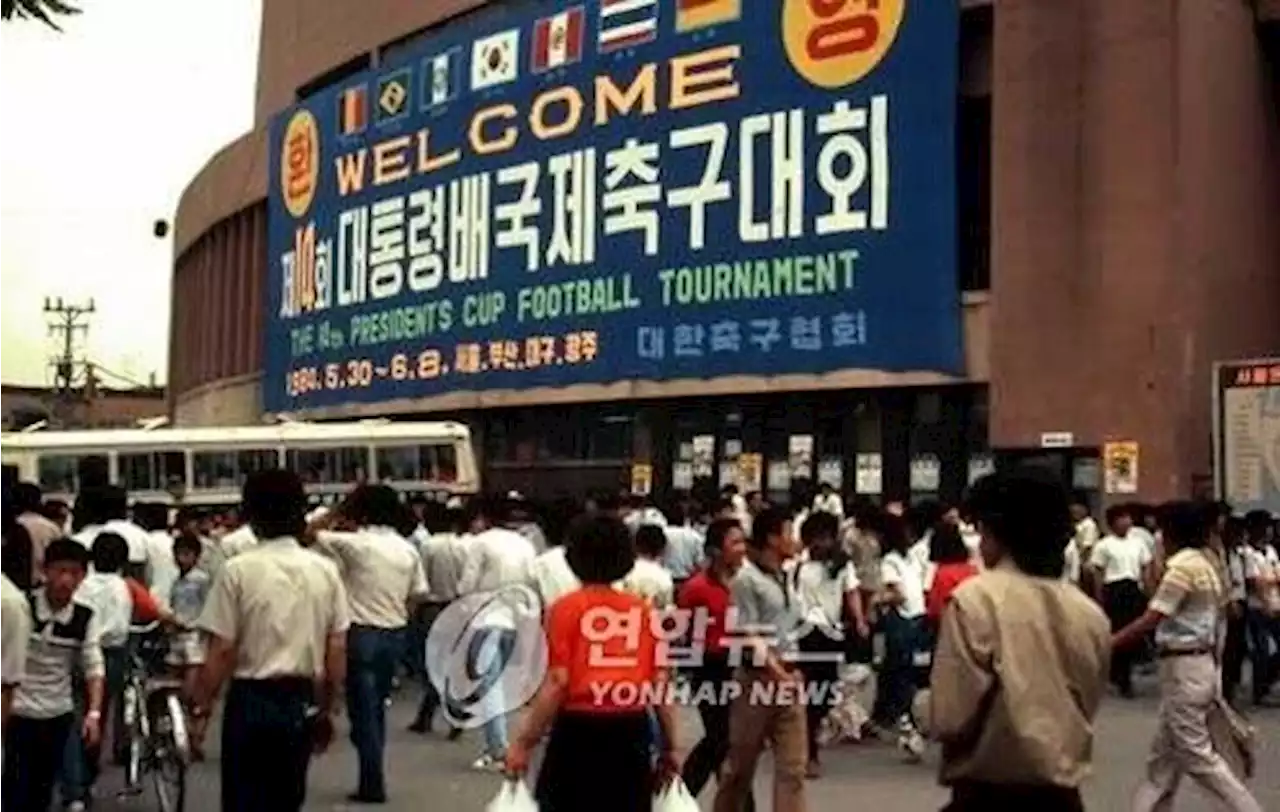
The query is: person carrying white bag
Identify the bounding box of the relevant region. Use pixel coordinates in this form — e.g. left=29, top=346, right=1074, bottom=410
left=504, top=515, right=681, bottom=812
left=488, top=776, right=698, bottom=812
left=652, top=779, right=700, bottom=812
left=487, top=779, right=540, bottom=812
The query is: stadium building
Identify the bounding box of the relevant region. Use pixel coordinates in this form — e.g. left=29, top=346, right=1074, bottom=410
left=170, top=0, right=1280, bottom=504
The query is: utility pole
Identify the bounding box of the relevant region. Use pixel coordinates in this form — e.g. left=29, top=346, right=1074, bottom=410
left=44, top=296, right=95, bottom=427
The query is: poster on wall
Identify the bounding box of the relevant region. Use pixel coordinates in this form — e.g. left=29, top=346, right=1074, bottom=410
left=966, top=453, right=994, bottom=486
left=629, top=463, right=652, bottom=496
left=788, top=435, right=814, bottom=479
left=737, top=452, right=763, bottom=493
left=817, top=457, right=843, bottom=490
left=671, top=461, right=694, bottom=491
left=263, top=0, right=963, bottom=414
left=1103, top=441, right=1140, bottom=495
left=910, top=453, right=940, bottom=492
left=854, top=453, right=882, bottom=495
left=1213, top=359, right=1280, bottom=515
left=767, top=459, right=791, bottom=492
left=692, top=434, right=715, bottom=478
left=718, top=461, right=736, bottom=488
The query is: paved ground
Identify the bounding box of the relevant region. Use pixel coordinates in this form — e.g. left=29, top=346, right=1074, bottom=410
left=94, top=679, right=1280, bottom=812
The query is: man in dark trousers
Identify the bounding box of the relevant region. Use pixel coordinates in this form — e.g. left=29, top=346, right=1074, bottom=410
left=188, top=470, right=350, bottom=811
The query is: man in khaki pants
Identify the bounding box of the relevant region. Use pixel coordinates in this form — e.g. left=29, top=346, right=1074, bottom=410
left=715, top=507, right=807, bottom=812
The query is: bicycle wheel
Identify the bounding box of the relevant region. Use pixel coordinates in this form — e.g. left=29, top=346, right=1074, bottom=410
left=122, top=683, right=144, bottom=790
left=150, top=697, right=188, bottom=812
left=151, top=748, right=186, bottom=812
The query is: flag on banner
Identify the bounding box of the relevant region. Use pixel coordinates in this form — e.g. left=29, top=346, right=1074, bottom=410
left=337, top=84, right=367, bottom=135
left=675, top=0, right=741, bottom=33
left=531, top=7, right=585, bottom=73
left=422, top=48, right=461, bottom=108
left=471, top=29, right=520, bottom=90
left=375, top=68, right=412, bottom=123
left=598, top=0, right=658, bottom=54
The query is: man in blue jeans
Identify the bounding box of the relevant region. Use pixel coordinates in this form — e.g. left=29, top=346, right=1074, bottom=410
left=308, top=485, right=429, bottom=803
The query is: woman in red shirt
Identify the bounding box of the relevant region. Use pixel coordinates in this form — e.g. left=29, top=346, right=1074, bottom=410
left=926, top=523, right=980, bottom=628
left=506, top=514, right=680, bottom=811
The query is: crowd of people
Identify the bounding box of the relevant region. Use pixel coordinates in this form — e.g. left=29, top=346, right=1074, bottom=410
left=0, top=469, right=1276, bottom=811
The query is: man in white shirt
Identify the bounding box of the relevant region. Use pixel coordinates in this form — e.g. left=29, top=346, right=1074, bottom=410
left=218, top=519, right=258, bottom=560
left=308, top=486, right=428, bottom=804
left=14, top=483, right=60, bottom=586
left=188, top=470, right=350, bottom=812
left=134, top=503, right=178, bottom=610
left=505, top=493, right=548, bottom=555
left=65, top=532, right=135, bottom=803
left=1, top=572, right=31, bottom=729
left=71, top=486, right=151, bottom=580
left=811, top=482, right=844, bottom=520
left=662, top=512, right=705, bottom=591
left=1088, top=505, right=1153, bottom=697
left=721, top=486, right=753, bottom=538
left=1222, top=525, right=1251, bottom=704
left=1242, top=510, right=1279, bottom=704
left=5, top=539, right=104, bottom=812
left=529, top=543, right=581, bottom=611
left=623, top=496, right=668, bottom=536
left=1063, top=536, right=1082, bottom=585
left=409, top=508, right=468, bottom=736
left=1070, top=500, right=1100, bottom=552
left=618, top=524, right=674, bottom=608
left=455, top=498, right=537, bottom=772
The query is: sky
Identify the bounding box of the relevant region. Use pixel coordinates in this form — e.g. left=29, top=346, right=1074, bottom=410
left=0, top=0, right=261, bottom=387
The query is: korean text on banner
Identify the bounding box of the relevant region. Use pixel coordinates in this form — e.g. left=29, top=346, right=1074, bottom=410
left=265, top=0, right=962, bottom=413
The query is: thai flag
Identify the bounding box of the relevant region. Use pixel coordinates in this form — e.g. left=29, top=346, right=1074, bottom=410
left=597, top=0, right=658, bottom=54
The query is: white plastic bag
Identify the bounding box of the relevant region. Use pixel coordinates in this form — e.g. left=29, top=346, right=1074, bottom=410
left=486, top=779, right=539, bottom=812
left=652, top=779, right=699, bottom=812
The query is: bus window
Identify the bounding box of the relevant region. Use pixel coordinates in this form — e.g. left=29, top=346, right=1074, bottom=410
left=193, top=452, right=235, bottom=488
left=37, top=454, right=90, bottom=493
left=424, top=444, right=458, bottom=482
left=374, top=445, right=458, bottom=483
left=119, top=451, right=185, bottom=492
left=237, top=449, right=280, bottom=478
left=288, top=448, right=366, bottom=484
left=375, top=446, right=418, bottom=481
left=193, top=449, right=278, bottom=489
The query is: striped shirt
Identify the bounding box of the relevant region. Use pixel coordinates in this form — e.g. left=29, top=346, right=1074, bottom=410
left=14, top=588, right=105, bottom=719
left=1150, top=548, right=1223, bottom=651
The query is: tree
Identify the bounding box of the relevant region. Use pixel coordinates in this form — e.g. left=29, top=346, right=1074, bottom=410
left=1, top=0, right=81, bottom=30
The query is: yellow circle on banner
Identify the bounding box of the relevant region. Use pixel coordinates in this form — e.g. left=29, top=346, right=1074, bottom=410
left=782, top=0, right=906, bottom=89
left=280, top=110, right=320, bottom=219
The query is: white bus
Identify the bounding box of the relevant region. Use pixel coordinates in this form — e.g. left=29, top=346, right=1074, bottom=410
left=0, top=421, right=479, bottom=506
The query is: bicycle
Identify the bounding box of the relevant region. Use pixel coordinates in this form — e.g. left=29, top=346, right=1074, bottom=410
left=118, top=621, right=190, bottom=812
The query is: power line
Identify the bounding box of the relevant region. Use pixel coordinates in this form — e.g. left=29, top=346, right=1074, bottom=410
left=90, top=362, right=152, bottom=390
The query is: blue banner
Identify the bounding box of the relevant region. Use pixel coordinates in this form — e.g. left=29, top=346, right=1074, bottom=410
left=265, top=0, right=961, bottom=413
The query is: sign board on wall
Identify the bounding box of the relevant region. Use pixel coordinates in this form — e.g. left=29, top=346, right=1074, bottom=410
left=264, top=0, right=962, bottom=413
left=1103, top=441, right=1139, bottom=495
left=854, top=452, right=882, bottom=495
left=1213, top=359, right=1280, bottom=515
left=1040, top=432, right=1075, bottom=449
